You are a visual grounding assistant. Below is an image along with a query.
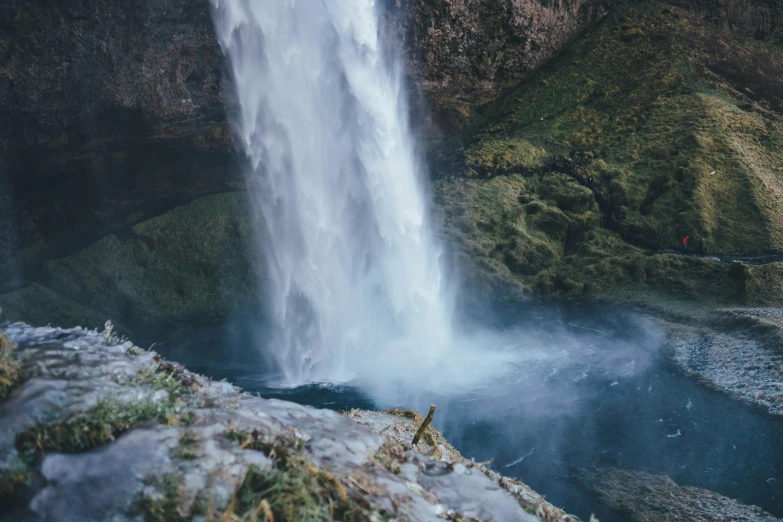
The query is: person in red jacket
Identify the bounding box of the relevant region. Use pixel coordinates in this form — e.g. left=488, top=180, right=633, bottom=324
left=682, top=235, right=690, bottom=253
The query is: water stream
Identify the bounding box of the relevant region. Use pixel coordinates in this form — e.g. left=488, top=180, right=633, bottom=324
left=210, top=0, right=456, bottom=387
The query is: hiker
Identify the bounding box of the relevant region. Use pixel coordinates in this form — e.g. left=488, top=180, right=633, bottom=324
left=698, top=236, right=705, bottom=254
left=682, top=235, right=690, bottom=253
left=587, top=175, right=594, bottom=188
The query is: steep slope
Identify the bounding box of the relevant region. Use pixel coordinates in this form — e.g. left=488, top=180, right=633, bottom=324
left=434, top=3, right=783, bottom=308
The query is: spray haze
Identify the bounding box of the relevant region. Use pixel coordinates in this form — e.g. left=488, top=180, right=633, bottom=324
left=210, top=0, right=510, bottom=392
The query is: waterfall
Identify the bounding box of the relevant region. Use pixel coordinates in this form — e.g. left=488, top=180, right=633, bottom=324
left=210, top=0, right=457, bottom=387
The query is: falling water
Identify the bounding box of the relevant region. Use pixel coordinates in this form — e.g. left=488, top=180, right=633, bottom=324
left=210, top=0, right=461, bottom=387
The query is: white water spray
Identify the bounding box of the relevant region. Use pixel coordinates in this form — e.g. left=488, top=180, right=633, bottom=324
left=210, top=0, right=487, bottom=389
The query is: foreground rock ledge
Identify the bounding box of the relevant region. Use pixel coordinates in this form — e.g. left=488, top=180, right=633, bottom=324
left=0, top=324, right=574, bottom=522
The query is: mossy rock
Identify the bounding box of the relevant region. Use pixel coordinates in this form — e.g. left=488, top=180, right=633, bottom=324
left=536, top=173, right=596, bottom=214
left=431, top=3, right=783, bottom=308
left=0, top=333, right=19, bottom=401
left=36, top=193, right=263, bottom=337
left=464, top=138, right=547, bottom=176
left=0, top=284, right=114, bottom=332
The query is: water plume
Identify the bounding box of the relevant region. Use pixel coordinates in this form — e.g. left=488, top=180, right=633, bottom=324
left=210, top=0, right=507, bottom=390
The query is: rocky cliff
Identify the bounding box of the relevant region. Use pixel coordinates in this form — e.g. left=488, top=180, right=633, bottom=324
left=1, top=0, right=782, bottom=333
left=0, top=0, right=612, bottom=280
left=0, top=0, right=239, bottom=294
left=389, top=0, right=608, bottom=131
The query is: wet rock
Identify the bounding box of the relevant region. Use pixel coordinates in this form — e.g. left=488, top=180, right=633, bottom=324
left=0, top=324, right=559, bottom=522
left=348, top=409, right=578, bottom=522
left=666, top=319, right=783, bottom=416
left=588, top=467, right=779, bottom=522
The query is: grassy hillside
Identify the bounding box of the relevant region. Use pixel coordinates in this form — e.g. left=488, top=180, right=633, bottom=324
left=0, top=193, right=262, bottom=338
left=433, top=2, right=783, bottom=308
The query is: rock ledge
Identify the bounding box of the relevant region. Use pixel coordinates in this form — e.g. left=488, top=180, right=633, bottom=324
left=0, top=324, right=573, bottom=522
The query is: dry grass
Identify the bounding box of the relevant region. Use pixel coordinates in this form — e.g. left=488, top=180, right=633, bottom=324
left=218, top=428, right=372, bottom=522
left=0, top=333, right=19, bottom=400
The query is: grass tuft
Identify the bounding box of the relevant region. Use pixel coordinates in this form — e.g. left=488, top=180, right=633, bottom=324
left=0, top=333, right=20, bottom=401
left=222, top=428, right=372, bottom=521
left=14, top=399, right=174, bottom=464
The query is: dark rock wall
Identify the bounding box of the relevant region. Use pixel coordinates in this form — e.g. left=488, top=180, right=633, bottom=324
left=0, top=0, right=239, bottom=291
left=392, top=0, right=607, bottom=111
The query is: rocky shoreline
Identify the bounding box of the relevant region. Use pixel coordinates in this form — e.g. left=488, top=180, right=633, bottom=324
left=587, top=467, right=780, bottom=522
left=664, top=310, right=783, bottom=417
left=0, top=323, right=573, bottom=522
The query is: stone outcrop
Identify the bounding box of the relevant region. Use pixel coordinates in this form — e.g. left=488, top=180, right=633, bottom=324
left=0, top=324, right=574, bottom=522
left=0, top=193, right=261, bottom=341
left=0, top=0, right=240, bottom=292
left=588, top=467, right=779, bottom=522
left=388, top=0, right=608, bottom=131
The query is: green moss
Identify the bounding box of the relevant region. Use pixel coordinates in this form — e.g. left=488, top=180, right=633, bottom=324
left=132, top=362, right=187, bottom=399
left=432, top=3, right=783, bottom=307
left=465, top=4, right=783, bottom=254
left=138, top=474, right=191, bottom=522
left=0, top=283, right=115, bottom=333
left=174, top=434, right=200, bottom=461
left=465, top=138, right=547, bottom=176
left=222, top=429, right=371, bottom=521
left=40, top=193, right=262, bottom=336
left=14, top=399, right=175, bottom=464
left=0, top=333, right=19, bottom=400
left=224, top=427, right=304, bottom=457
left=744, top=263, right=783, bottom=305
left=14, top=353, right=198, bottom=463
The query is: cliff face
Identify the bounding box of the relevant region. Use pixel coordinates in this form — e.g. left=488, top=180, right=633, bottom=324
left=1, top=0, right=778, bottom=264
left=433, top=2, right=783, bottom=308
left=0, top=0, right=611, bottom=299
left=1, top=0, right=782, bottom=330
left=392, top=0, right=608, bottom=130
left=394, top=0, right=782, bottom=131
left=0, top=0, right=239, bottom=291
